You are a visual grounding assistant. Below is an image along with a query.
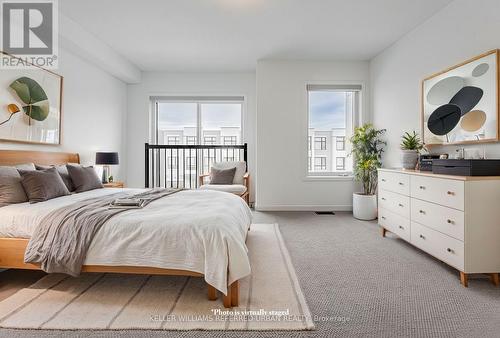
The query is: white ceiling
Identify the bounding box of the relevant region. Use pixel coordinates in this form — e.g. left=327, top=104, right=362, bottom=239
left=60, top=0, right=453, bottom=72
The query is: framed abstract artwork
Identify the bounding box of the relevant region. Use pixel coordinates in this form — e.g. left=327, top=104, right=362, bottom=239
left=421, top=50, right=499, bottom=146
left=0, top=52, right=63, bottom=145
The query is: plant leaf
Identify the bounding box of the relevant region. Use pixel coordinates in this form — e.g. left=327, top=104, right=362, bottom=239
left=9, top=81, right=30, bottom=104
left=22, top=100, right=49, bottom=121
left=9, top=77, right=48, bottom=104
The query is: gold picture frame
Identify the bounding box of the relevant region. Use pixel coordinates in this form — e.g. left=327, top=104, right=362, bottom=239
left=0, top=51, right=63, bottom=145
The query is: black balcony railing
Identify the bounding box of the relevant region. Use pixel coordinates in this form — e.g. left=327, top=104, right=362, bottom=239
left=145, top=143, right=247, bottom=189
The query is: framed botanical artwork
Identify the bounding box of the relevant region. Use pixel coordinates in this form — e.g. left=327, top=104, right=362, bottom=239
left=421, top=49, right=499, bottom=146
left=0, top=52, right=63, bottom=145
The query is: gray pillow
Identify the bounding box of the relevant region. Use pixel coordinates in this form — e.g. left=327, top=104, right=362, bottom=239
left=0, top=166, right=29, bottom=207
left=67, top=164, right=103, bottom=193
left=19, top=167, right=70, bottom=203
left=210, top=167, right=237, bottom=185
left=35, top=164, right=75, bottom=192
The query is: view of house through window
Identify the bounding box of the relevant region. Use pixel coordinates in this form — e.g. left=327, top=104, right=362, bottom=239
left=307, top=85, right=358, bottom=175
left=154, top=97, right=243, bottom=187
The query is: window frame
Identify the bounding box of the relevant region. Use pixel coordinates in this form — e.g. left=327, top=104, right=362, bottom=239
left=336, top=136, right=345, bottom=151
left=336, top=157, right=346, bottom=171
left=204, top=136, right=217, bottom=145
left=151, top=96, right=245, bottom=145
left=305, top=83, right=362, bottom=179
left=314, top=137, right=327, bottom=150
left=314, top=156, right=327, bottom=171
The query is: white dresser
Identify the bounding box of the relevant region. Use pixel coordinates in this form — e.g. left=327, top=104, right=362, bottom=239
left=378, top=168, right=500, bottom=287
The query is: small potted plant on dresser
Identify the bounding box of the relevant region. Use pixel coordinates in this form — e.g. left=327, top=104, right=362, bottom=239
left=350, top=124, right=386, bottom=220
left=400, top=131, right=423, bottom=169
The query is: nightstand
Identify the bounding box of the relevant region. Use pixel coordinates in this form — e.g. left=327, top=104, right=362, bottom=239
left=103, top=181, right=124, bottom=188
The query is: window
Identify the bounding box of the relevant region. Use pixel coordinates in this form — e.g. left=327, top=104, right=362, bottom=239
left=308, top=136, right=312, bottom=151
left=167, top=157, right=178, bottom=169
left=308, top=157, right=312, bottom=171
left=167, top=136, right=179, bottom=145
left=155, top=98, right=243, bottom=145
left=186, top=156, right=196, bottom=170
left=336, top=136, right=345, bottom=151
left=204, top=136, right=216, bottom=145
left=314, top=137, right=327, bottom=150
left=185, top=136, right=197, bottom=145
left=307, top=84, right=360, bottom=175
left=314, top=157, right=327, bottom=171
left=223, top=136, right=237, bottom=145
left=336, top=157, right=345, bottom=171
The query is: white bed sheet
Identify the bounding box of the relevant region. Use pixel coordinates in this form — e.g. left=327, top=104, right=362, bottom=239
left=0, top=188, right=252, bottom=294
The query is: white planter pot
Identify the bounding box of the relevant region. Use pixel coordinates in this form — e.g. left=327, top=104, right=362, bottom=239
left=401, top=150, right=419, bottom=169
left=352, top=193, right=378, bottom=220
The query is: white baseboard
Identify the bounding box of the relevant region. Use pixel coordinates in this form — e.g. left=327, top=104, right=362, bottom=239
left=254, top=204, right=352, bottom=212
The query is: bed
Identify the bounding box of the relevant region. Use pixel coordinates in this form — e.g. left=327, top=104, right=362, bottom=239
left=0, top=149, right=252, bottom=308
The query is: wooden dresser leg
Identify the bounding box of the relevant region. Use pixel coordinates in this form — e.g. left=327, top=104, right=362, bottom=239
left=231, top=281, right=239, bottom=307
left=489, top=273, right=500, bottom=287
left=460, top=272, right=468, bottom=287
left=208, top=284, right=217, bottom=301
left=381, top=227, right=387, bottom=237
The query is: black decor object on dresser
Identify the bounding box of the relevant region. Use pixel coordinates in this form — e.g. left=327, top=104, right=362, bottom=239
left=419, top=155, right=440, bottom=171
left=432, top=159, right=500, bottom=176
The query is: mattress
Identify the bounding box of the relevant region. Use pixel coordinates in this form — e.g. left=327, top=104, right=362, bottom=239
left=0, top=188, right=252, bottom=294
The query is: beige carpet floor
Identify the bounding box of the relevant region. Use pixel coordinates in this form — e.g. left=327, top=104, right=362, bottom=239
left=0, top=224, right=314, bottom=331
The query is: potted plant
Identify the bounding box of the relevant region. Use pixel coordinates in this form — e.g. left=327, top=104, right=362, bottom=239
left=350, top=124, right=386, bottom=220
left=400, top=131, right=423, bottom=169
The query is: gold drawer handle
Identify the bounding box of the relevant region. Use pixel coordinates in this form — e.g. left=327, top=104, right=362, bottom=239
left=419, top=234, right=425, bottom=240
left=447, top=219, right=454, bottom=224
left=381, top=197, right=386, bottom=200
left=381, top=216, right=386, bottom=220
left=398, top=203, right=404, bottom=207
left=398, top=225, right=404, bottom=230
left=447, top=248, right=455, bottom=254
left=381, top=179, right=386, bottom=182
left=398, top=182, right=404, bottom=186
left=447, top=191, right=455, bottom=195
left=419, top=185, right=425, bottom=190
left=419, top=210, right=425, bottom=214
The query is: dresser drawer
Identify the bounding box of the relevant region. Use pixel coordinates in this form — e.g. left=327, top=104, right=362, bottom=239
left=378, top=171, right=410, bottom=196
left=378, top=190, right=410, bottom=218
left=411, top=198, right=464, bottom=241
left=411, top=222, right=464, bottom=270
left=410, top=175, right=464, bottom=210
left=379, top=208, right=410, bottom=242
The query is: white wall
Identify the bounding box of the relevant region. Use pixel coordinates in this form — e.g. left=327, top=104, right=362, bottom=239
left=255, top=60, right=370, bottom=211
left=125, top=72, right=256, bottom=197
left=371, top=0, right=500, bottom=167
left=0, top=48, right=127, bottom=178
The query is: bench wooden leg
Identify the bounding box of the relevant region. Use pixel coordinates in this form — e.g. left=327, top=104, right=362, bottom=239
left=208, top=284, right=217, bottom=301
left=223, top=281, right=239, bottom=308
left=489, top=273, right=499, bottom=287
left=460, top=272, right=468, bottom=287
left=381, top=227, right=387, bottom=237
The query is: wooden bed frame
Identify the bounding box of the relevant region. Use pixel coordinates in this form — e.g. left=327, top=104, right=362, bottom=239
left=0, top=149, right=239, bottom=308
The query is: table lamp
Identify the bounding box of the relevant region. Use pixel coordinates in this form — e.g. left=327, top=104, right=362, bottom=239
left=95, top=152, right=119, bottom=183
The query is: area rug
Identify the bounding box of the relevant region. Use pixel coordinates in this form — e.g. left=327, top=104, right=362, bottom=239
left=0, top=224, right=314, bottom=331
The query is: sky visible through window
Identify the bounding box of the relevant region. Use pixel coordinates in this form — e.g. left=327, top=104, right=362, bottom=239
left=158, top=102, right=241, bottom=130
left=309, top=91, right=346, bottom=129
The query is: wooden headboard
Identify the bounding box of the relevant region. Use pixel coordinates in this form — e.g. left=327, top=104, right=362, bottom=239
left=0, top=149, right=80, bottom=166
